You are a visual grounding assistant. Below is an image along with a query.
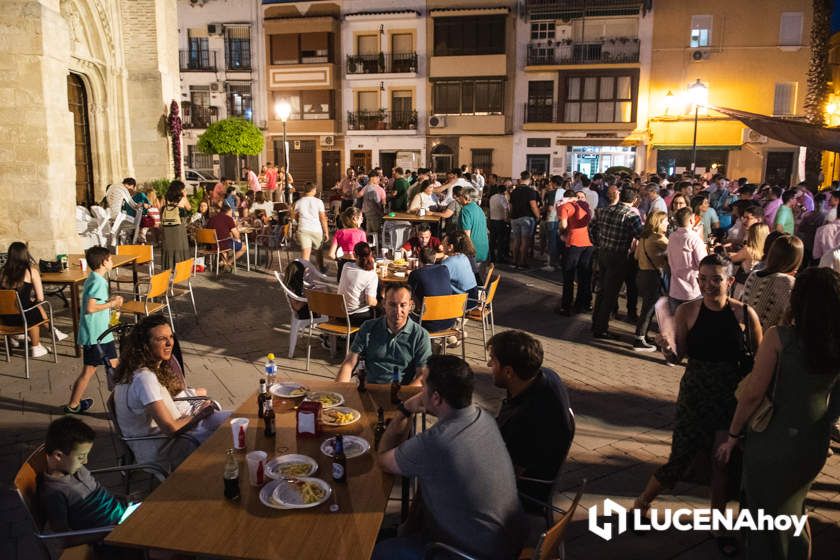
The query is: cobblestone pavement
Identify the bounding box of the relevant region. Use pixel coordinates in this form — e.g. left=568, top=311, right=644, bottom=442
left=1, top=258, right=838, bottom=559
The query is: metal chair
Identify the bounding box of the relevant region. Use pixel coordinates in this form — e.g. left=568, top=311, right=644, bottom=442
left=418, top=293, right=468, bottom=360
left=0, top=289, right=56, bottom=379
left=273, top=271, right=326, bottom=359
left=465, top=274, right=500, bottom=360
left=119, top=269, right=175, bottom=332
left=13, top=444, right=166, bottom=559
left=305, top=290, right=360, bottom=371
left=111, top=244, right=154, bottom=296
left=194, top=227, right=235, bottom=276
left=169, top=258, right=198, bottom=321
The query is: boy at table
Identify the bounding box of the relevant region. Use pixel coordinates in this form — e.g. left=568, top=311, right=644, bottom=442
left=336, top=284, right=430, bottom=386
left=373, top=355, right=526, bottom=560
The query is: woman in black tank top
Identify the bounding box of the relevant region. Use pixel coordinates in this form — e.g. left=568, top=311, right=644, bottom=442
left=634, top=254, right=762, bottom=556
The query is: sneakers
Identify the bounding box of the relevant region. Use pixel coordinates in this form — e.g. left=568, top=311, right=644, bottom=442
left=592, top=331, right=619, bottom=341
left=541, top=265, right=556, bottom=272
left=30, top=344, right=50, bottom=358
left=53, top=327, right=69, bottom=341
left=632, top=337, right=657, bottom=352
left=64, top=398, right=94, bottom=414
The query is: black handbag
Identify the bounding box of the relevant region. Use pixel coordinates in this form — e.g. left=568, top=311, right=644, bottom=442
left=38, top=259, right=62, bottom=273
left=737, top=304, right=755, bottom=376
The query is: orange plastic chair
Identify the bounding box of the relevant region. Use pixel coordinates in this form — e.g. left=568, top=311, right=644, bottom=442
left=305, top=290, right=360, bottom=371
left=0, top=289, right=56, bottom=379
left=194, top=228, right=234, bottom=275
left=419, top=292, right=468, bottom=360
left=169, top=258, right=197, bottom=320
left=466, top=274, right=500, bottom=360
left=119, top=269, right=175, bottom=331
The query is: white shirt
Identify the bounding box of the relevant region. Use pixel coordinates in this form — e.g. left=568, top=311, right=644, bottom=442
left=409, top=192, right=437, bottom=212
left=580, top=187, right=599, bottom=212
left=545, top=190, right=561, bottom=222
left=337, top=262, right=378, bottom=312
left=819, top=246, right=840, bottom=274
left=650, top=195, right=668, bottom=216
left=294, top=196, right=325, bottom=233
left=489, top=193, right=510, bottom=221
left=251, top=201, right=274, bottom=216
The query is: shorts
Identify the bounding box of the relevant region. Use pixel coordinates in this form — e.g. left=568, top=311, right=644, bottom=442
left=82, top=341, right=117, bottom=367
left=232, top=240, right=243, bottom=252
left=298, top=229, right=323, bottom=250
left=510, top=216, right=535, bottom=240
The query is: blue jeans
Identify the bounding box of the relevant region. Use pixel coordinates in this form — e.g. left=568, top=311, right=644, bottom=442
left=372, top=536, right=428, bottom=560
left=510, top=216, right=535, bottom=240
left=544, top=221, right=559, bottom=266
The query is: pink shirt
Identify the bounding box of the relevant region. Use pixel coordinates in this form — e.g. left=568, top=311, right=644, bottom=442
left=667, top=227, right=708, bottom=301
left=763, top=198, right=782, bottom=227
left=265, top=168, right=278, bottom=191
left=813, top=221, right=840, bottom=260
left=334, top=228, right=367, bottom=254
left=247, top=170, right=260, bottom=192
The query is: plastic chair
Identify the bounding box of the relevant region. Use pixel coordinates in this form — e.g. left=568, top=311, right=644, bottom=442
left=112, top=244, right=154, bottom=295
left=305, top=290, right=360, bottom=371
left=382, top=220, right=412, bottom=252
left=0, top=290, right=56, bottom=379
left=169, top=258, right=198, bottom=321
left=418, top=293, right=468, bottom=360
left=194, top=228, right=235, bottom=276
left=119, top=270, right=175, bottom=332
left=295, top=257, right=333, bottom=289
left=255, top=223, right=285, bottom=271
left=466, top=274, right=500, bottom=360
left=273, top=271, right=326, bottom=358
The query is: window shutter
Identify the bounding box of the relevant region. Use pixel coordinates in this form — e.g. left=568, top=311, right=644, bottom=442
left=773, top=82, right=796, bottom=116
left=779, top=12, right=803, bottom=46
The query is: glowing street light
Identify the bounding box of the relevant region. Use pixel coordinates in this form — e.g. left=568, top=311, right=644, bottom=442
left=274, top=100, right=292, bottom=202
left=688, top=79, right=708, bottom=174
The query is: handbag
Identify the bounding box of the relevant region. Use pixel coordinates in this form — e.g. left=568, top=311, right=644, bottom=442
left=733, top=306, right=779, bottom=433
left=38, top=259, right=62, bottom=273
left=642, top=238, right=669, bottom=294
left=736, top=303, right=755, bottom=376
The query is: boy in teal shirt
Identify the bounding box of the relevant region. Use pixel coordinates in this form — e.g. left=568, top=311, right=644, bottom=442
left=65, top=246, right=123, bottom=414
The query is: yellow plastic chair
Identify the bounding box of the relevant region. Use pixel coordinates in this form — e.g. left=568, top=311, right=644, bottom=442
left=305, top=290, right=360, bottom=372
left=0, top=290, right=56, bottom=379
left=169, top=258, right=198, bottom=320
left=466, top=274, right=500, bottom=360
left=119, top=269, right=175, bottom=331
left=194, top=228, right=234, bottom=276
left=419, top=292, right=468, bottom=360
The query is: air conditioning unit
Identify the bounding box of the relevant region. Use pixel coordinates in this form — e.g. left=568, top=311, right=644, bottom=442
left=209, top=82, right=222, bottom=92
left=207, top=23, right=223, bottom=35
left=691, top=49, right=711, bottom=62
left=742, top=128, right=769, bottom=144
left=428, top=115, right=446, bottom=128
left=320, top=135, right=335, bottom=147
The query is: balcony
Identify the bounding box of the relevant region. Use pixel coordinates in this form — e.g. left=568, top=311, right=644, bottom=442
left=225, top=51, right=252, bottom=72
left=347, top=110, right=418, bottom=131
left=184, top=106, right=219, bottom=129
left=345, top=52, right=418, bottom=75
left=526, top=39, right=639, bottom=66
left=524, top=103, right=557, bottom=124
left=180, top=50, right=219, bottom=72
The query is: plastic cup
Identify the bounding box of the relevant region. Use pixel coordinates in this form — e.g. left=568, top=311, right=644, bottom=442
left=230, top=417, right=249, bottom=450
left=245, top=450, right=268, bottom=486
left=79, top=259, right=88, bottom=272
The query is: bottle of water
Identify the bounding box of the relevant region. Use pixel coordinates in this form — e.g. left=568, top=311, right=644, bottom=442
left=264, top=353, right=277, bottom=388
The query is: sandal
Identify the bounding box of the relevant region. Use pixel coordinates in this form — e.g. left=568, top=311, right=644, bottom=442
left=712, top=531, right=739, bottom=557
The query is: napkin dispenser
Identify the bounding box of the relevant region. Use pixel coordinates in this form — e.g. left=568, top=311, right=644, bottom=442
left=296, top=401, right=321, bottom=438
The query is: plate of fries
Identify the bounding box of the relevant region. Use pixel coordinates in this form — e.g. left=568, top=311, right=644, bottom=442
left=304, top=391, right=344, bottom=409
left=320, top=406, right=361, bottom=427
left=321, top=435, right=370, bottom=459
left=270, top=382, right=308, bottom=399
left=264, top=454, right=318, bottom=480
left=269, top=477, right=332, bottom=509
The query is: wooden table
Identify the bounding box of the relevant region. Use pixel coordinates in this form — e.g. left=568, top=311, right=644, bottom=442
left=40, top=253, right=137, bottom=357
left=383, top=212, right=441, bottom=224
left=106, top=381, right=421, bottom=560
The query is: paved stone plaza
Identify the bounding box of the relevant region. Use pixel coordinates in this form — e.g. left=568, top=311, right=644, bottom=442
left=1, top=263, right=839, bottom=559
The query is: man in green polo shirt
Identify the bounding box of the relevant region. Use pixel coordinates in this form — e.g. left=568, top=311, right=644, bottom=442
left=390, top=167, right=410, bottom=212
left=336, top=284, right=431, bottom=385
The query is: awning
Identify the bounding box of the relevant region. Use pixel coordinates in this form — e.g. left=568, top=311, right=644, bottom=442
left=711, top=106, right=840, bottom=152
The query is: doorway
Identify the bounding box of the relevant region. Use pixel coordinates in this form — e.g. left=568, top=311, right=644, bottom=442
left=764, top=151, right=795, bottom=186
left=67, top=73, right=94, bottom=206
left=322, top=150, right=341, bottom=189
left=431, top=144, right=454, bottom=174
left=351, top=150, right=372, bottom=173
left=526, top=154, right=550, bottom=176
left=380, top=152, right=396, bottom=178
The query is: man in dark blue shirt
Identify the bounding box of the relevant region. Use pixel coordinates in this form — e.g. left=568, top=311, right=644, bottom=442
left=408, top=247, right=453, bottom=332
left=488, top=330, right=574, bottom=507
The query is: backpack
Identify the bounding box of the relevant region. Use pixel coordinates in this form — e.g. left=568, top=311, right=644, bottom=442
left=161, top=204, right=181, bottom=226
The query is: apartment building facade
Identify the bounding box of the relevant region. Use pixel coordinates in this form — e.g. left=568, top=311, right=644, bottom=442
left=178, top=0, right=265, bottom=180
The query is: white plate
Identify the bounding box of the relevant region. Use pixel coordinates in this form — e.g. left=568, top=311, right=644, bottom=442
left=320, top=406, right=361, bottom=427
left=304, top=391, right=344, bottom=409
left=259, top=479, right=287, bottom=510
left=264, top=454, right=318, bottom=480
left=320, top=435, right=370, bottom=459
left=270, top=382, right=308, bottom=399
left=271, top=477, right=332, bottom=509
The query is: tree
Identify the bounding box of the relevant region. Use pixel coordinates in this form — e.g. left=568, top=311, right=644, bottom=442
left=804, top=0, right=832, bottom=189
left=196, top=117, right=264, bottom=173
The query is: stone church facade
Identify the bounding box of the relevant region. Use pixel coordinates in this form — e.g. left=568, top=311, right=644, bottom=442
left=0, top=0, right=180, bottom=257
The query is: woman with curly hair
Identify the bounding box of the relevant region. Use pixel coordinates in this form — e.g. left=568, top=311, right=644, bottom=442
left=112, top=315, right=226, bottom=472
left=718, top=267, right=840, bottom=559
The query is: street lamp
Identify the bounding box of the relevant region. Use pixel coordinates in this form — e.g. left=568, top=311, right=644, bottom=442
left=274, top=100, right=292, bottom=203
left=687, top=78, right=708, bottom=174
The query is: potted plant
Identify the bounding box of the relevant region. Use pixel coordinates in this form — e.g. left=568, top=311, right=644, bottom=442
left=408, top=111, right=417, bottom=129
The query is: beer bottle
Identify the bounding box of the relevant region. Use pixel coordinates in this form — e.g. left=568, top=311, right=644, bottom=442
left=263, top=395, right=276, bottom=438
left=257, top=379, right=268, bottom=417
left=332, top=435, right=347, bottom=483
left=356, top=359, right=367, bottom=393
left=223, top=449, right=241, bottom=502
left=374, top=406, right=386, bottom=449
left=390, top=367, right=401, bottom=404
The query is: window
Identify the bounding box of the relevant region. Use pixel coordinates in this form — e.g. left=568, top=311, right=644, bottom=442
left=527, top=81, right=554, bottom=123
left=433, top=79, right=505, bottom=115
left=527, top=138, right=551, bottom=148
left=225, top=27, right=251, bottom=70
left=188, top=146, right=214, bottom=172
left=773, top=82, right=797, bottom=116
left=562, top=73, right=635, bottom=123
left=227, top=84, right=252, bottom=120
left=779, top=12, right=803, bottom=46
left=188, top=30, right=210, bottom=68
left=690, top=15, right=712, bottom=48
left=272, top=91, right=334, bottom=120
left=531, top=21, right=555, bottom=41
left=434, top=15, right=506, bottom=56
left=471, top=149, right=493, bottom=173
left=270, top=32, right=333, bottom=64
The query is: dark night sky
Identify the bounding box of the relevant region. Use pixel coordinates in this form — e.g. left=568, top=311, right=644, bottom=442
left=833, top=2, right=840, bottom=32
